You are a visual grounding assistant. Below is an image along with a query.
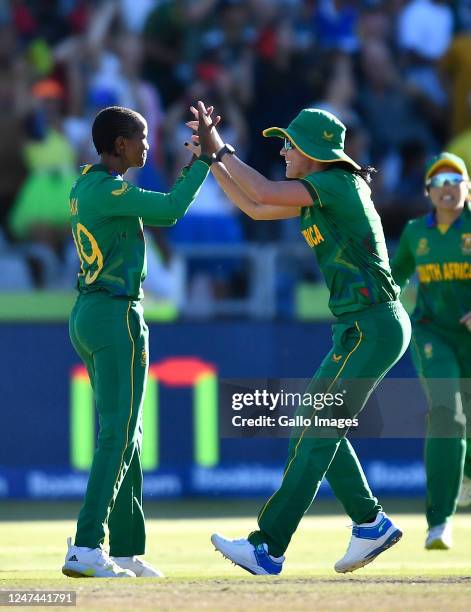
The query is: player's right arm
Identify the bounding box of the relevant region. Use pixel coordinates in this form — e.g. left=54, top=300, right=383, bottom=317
left=390, top=222, right=416, bottom=289
left=104, top=157, right=212, bottom=226
left=211, top=161, right=300, bottom=220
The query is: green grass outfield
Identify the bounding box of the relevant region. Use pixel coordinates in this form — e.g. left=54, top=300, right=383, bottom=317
left=0, top=501, right=470, bottom=611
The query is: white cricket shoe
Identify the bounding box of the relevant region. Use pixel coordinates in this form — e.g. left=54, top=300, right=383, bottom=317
left=110, top=556, right=164, bottom=577
left=335, top=511, right=402, bottom=573
left=457, top=475, right=471, bottom=508
left=211, top=534, right=284, bottom=575
left=425, top=523, right=452, bottom=550
left=62, top=537, right=135, bottom=578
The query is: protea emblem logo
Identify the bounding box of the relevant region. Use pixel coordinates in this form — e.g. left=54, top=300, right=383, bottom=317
left=461, top=233, right=471, bottom=255
left=323, top=131, right=334, bottom=141
left=416, top=238, right=429, bottom=256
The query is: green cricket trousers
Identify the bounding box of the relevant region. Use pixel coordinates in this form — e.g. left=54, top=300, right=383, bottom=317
left=411, top=323, right=471, bottom=528
left=249, top=300, right=411, bottom=558
left=69, top=291, right=149, bottom=556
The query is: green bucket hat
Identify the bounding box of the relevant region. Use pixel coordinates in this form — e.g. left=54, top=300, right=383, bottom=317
left=262, top=108, right=360, bottom=170
left=424, top=152, right=469, bottom=182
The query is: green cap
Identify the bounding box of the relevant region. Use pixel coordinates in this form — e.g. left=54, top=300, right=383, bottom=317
left=424, top=152, right=469, bottom=182
left=262, top=108, right=360, bottom=170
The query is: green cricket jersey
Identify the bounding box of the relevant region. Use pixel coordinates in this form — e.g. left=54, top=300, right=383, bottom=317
left=69, top=159, right=210, bottom=299
left=391, top=204, right=471, bottom=333
left=298, top=167, right=399, bottom=317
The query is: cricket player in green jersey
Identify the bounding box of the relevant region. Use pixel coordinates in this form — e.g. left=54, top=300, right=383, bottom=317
left=186, top=102, right=411, bottom=574
left=391, top=152, right=471, bottom=550
left=62, top=106, right=214, bottom=578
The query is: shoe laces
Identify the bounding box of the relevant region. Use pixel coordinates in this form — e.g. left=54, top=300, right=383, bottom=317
left=96, top=548, right=122, bottom=571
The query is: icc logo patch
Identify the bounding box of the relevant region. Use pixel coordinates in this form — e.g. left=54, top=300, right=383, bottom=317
left=416, top=238, right=429, bottom=256
left=461, top=233, right=471, bottom=255
left=424, top=343, right=433, bottom=359
left=141, top=348, right=147, bottom=367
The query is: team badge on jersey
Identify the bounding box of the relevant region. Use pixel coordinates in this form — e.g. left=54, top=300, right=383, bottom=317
left=424, top=343, right=433, bottom=359
left=461, top=233, right=471, bottom=255
left=416, top=238, right=430, bottom=256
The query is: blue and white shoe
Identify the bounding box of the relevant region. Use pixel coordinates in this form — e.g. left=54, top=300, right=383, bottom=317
left=211, top=534, right=284, bottom=575
left=334, top=512, right=402, bottom=573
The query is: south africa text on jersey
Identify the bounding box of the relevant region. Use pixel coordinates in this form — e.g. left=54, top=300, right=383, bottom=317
left=417, top=261, right=471, bottom=282
left=302, top=223, right=325, bottom=247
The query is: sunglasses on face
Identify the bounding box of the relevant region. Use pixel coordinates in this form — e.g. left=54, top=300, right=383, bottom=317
left=283, top=138, right=293, bottom=150
left=426, top=173, right=465, bottom=188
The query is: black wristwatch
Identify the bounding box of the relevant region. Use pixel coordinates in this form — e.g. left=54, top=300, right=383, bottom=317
left=213, top=143, right=235, bottom=163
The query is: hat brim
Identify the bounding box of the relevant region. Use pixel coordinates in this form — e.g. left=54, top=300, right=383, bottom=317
left=425, top=158, right=469, bottom=182
left=262, top=126, right=361, bottom=170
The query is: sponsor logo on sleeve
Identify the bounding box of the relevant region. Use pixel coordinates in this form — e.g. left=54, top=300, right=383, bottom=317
left=112, top=181, right=130, bottom=196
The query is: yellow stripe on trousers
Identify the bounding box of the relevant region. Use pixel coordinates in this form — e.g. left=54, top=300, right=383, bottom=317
left=110, top=302, right=135, bottom=502
left=258, top=321, right=364, bottom=523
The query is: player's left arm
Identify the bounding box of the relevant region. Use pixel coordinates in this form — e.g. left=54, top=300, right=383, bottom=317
left=214, top=154, right=314, bottom=207
left=105, top=158, right=211, bottom=226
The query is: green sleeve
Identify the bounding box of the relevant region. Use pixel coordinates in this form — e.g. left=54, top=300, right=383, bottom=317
left=297, top=170, right=345, bottom=208
left=297, top=176, right=321, bottom=206
left=105, top=157, right=211, bottom=226
left=390, top=224, right=416, bottom=289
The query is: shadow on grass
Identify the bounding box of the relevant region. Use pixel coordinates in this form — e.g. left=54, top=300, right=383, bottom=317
left=0, top=498, right=432, bottom=522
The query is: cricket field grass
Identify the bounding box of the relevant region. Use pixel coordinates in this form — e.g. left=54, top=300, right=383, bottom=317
left=0, top=501, right=470, bottom=611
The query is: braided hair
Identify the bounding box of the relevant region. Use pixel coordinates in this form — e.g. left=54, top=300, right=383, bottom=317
left=92, top=106, right=144, bottom=155
left=326, top=161, right=378, bottom=184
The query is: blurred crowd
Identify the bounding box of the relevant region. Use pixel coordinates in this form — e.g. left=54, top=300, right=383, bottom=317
left=1, top=0, right=471, bottom=307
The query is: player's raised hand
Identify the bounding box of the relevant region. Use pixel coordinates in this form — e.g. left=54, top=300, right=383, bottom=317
left=186, top=101, right=224, bottom=156
left=183, top=140, right=201, bottom=158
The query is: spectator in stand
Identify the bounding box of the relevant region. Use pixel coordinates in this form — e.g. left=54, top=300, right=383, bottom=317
left=118, top=0, right=157, bottom=34
left=141, top=0, right=189, bottom=108
left=311, top=0, right=360, bottom=53
left=9, top=79, right=78, bottom=287
left=357, top=1, right=393, bottom=46
left=397, top=0, right=453, bottom=62
left=357, top=40, right=434, bottom=168
left=440, top=25, right=471, bottom=136
left=200, top=0, right=255, bottom=108
left=163, top=74, right=248, bottom=302
left=247, top=12, right=311, bottom=179
left=397, top=0, right=452, bottom=143
left=0, top=23, right=28, bottom=233
left=380, top=139, right=430, bottom=238
left=309, top=51, right=360, bottom=127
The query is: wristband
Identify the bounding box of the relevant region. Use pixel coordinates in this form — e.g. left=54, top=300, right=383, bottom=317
left=212, top=144, right=235, bottom=164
